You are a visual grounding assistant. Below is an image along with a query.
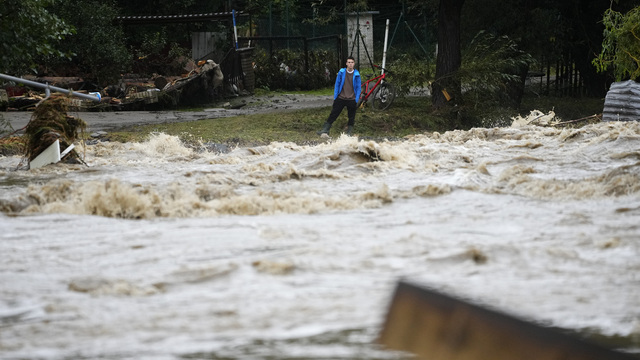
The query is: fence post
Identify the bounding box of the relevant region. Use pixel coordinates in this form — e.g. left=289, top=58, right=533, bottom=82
left=576, top=68, right=579, bottom=96
left=546, top=60, right=550, bottom=95
left=270, top=39, right=274, bottom=61
left=555, top=59, right=560, bottom=96
left=304, top=38, right=309, bottom=72
left=338, top=35, right=343, bottom=67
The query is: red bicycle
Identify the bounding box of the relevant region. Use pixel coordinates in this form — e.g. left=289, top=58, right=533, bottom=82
left=357, top=64, right=396, bottom=111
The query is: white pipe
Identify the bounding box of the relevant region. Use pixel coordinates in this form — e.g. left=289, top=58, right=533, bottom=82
left=381, top=19, right=390, bottom=75
left=0, top=73, right=101, bottom=102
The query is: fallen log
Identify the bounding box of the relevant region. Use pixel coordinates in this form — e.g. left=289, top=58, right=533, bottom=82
left=552, top=114, right=602, bottom=126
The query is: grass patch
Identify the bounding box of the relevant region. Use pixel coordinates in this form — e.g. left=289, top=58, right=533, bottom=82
left=106, top=93, right=605, bottom=147
left=105, top=96, right=454, bottom=147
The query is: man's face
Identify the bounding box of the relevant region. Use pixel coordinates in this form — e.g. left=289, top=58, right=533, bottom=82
left=346, top=59, right=355, bottom=71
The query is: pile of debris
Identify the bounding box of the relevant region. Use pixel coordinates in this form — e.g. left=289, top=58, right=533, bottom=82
left=511, top=109, right=602, bottom=128
left=511, top=110, right=558, bottom=128
left=24, top=94, right=86, bottom=168
left=2, top=59, right=225, bottom=112
left=0, top=113, right=24, bottom=156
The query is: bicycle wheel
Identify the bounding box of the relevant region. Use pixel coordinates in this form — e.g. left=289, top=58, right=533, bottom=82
left=370, top=82, right=395, bottom=111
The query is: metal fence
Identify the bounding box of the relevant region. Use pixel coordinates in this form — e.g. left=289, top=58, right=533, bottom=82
left=243, top=2, right=435, bottom=63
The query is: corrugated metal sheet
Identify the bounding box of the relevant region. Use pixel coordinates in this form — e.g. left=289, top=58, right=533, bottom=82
left=602, top=80, right=640, bottom=122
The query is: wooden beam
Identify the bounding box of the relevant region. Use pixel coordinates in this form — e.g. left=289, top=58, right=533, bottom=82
left=378, top=281, right=637, bottom=360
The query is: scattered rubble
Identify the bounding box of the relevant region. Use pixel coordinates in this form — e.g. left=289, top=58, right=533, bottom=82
left=90, top=131, right=108, bottom=138
left=2, top=59, right=226, bottom=112
left=511, top=110, right=557, bottom=127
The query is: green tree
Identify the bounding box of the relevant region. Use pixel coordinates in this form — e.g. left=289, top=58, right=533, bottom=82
left=458, top=31, right=534, bottom=108
left=0, top=0, right=75, bottom=75
left=46, top=0, right=130, bottom=86
left=593, top=5, right=640, bottom=81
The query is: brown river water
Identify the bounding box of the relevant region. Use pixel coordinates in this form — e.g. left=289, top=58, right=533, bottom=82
left=1, top=120, right=639, bottom=359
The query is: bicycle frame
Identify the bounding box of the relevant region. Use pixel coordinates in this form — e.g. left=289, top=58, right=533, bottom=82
left=359, top=64, right=389, bottom=106
left=360, top=73, right=387, bottom=105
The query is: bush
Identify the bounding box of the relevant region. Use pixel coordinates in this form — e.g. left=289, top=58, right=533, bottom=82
left=385, top=54, right=434, bottom=97
left=0, top=0, right=74, bottom=75
left=457, top=31, right=535, bottom=108
left=593, top=5, right=640, bottom=81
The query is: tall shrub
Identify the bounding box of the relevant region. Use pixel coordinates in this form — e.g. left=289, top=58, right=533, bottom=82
left=593, top=5, right=640, bottom=81
left=0, top=0, right=74, bottom=75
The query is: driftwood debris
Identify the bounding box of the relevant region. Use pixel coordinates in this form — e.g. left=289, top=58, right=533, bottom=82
left=552, top=114, right=602, bottom=126
left=24, top=94, right=85, bottom=166
left=161, top=60, right=225, bottom=107
left=2, top=59, right=226, bottom=111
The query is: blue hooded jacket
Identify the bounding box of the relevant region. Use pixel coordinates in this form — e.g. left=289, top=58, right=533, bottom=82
left=333, top=68, right=361, bottom=103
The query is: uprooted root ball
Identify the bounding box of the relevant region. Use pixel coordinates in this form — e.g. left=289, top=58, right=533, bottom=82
left=24, top=94, right=86, bottom=162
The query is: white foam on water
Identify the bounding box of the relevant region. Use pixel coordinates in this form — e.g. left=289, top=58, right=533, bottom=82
left=1, top=122, right=640, bottom=358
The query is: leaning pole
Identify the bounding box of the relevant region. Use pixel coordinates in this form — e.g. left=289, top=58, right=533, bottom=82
left=0, top=73, right=101, bottom=102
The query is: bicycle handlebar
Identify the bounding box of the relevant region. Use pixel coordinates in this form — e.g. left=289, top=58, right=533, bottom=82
left=372, top=64, right=392, bottom=74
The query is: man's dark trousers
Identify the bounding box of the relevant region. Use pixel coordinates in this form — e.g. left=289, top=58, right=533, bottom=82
left=327, top=98, right=357, bottom=126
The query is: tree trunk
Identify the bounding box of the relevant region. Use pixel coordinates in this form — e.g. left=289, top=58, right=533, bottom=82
left=432, top=0, right=465, bottom=109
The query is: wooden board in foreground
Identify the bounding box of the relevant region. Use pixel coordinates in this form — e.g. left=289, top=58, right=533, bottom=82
left=378, top=281, right=637, bottom=360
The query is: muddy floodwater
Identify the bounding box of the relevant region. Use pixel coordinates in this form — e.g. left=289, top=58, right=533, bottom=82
left=1, top=121, right=640, bottom=359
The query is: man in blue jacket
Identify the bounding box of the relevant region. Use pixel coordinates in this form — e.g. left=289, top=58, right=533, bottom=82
left=317, top=56, right=361, bottom=136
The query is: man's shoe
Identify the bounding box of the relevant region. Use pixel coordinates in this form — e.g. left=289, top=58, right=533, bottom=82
left=317, top=122, right=332, bottom=135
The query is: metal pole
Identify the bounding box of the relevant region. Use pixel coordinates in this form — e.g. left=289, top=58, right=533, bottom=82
left=269, top=2, right=273, bottom=37
left=312, top=5, right=316, bottom=38
left=344, top=0, right=347, bottom=61
left=232, top=9, right=239, bottom=49
left=389, top=11, right=404, bottom=50
left=0, top=73, right=101, bottom=102
left=356, top=11, right=360, bottom=68
left=404, top=21, right=429, bottom=55
left=381, top=19, right=390, bottom=75
left=304, top=38, right=309, bottom=72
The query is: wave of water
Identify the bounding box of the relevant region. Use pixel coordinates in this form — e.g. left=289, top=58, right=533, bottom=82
left=1, top=122, right=639, bottom=359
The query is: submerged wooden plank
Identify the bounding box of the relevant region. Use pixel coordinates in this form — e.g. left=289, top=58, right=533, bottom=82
left=378, top=281, right=637, bottom=360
